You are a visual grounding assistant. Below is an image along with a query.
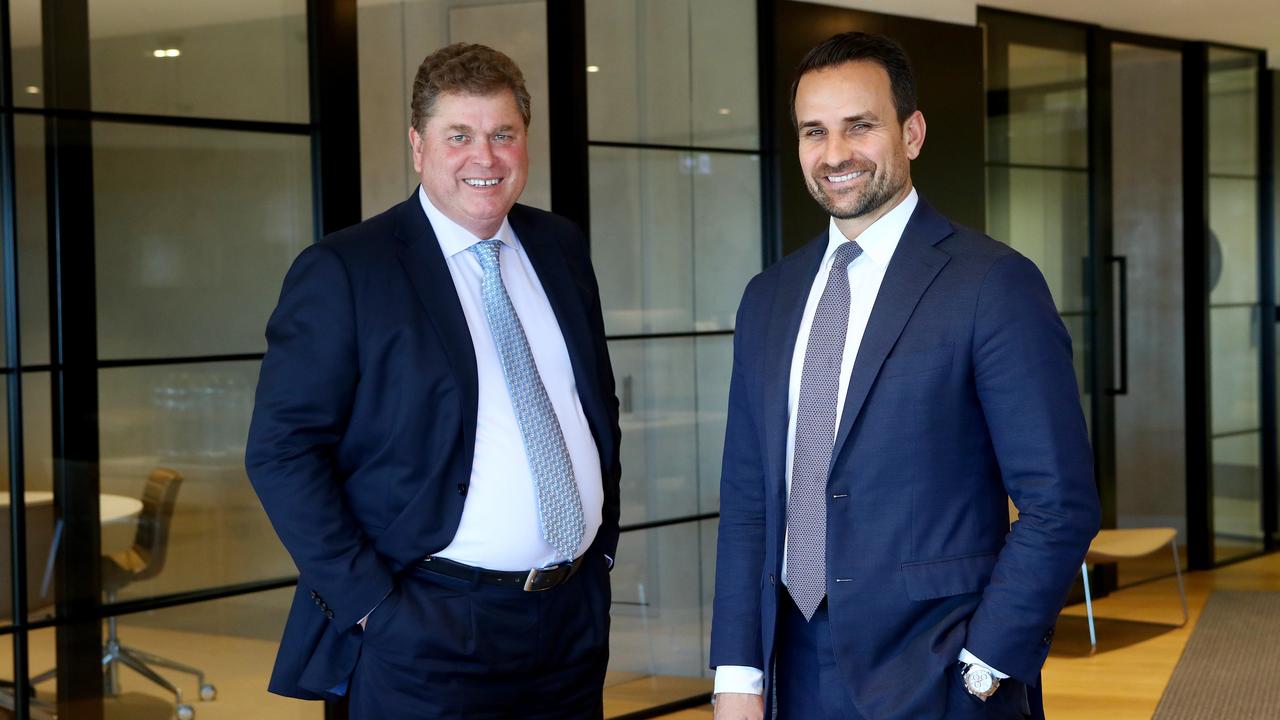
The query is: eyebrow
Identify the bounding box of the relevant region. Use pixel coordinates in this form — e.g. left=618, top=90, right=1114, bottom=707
left=798, top=112, right=881, bottom=129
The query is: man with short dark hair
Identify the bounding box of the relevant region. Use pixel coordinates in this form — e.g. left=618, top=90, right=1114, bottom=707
left=709, top=32, right=1099, bottom=720
left=247, top=43, right=620, bottom=719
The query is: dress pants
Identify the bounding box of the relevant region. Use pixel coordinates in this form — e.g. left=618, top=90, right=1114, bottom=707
left=775, top=590, right=1039, bottom=720
left=348, top=552, right=611, bottom=719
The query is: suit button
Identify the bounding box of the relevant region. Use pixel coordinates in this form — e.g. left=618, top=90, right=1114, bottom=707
left=326, top=610, right=335, bottom=620
left=1043, top=629, right=1055, bottom=645
left=310, top=590, right=318, bottom=599
left=769, top=574, right=775, bottom=585
left=457, top=483, right=468, bottom=496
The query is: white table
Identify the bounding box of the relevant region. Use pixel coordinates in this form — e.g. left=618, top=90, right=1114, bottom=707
left=0, top=491, right=143, bottom=523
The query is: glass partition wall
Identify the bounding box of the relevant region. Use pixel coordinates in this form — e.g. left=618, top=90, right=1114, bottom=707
left=982, top=7, right=1277, bottom=595
left=0, top=0, right=352, bottom=717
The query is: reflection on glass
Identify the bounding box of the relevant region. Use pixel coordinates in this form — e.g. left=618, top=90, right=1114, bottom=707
left=87, top=1, right=309, bottom=123
left=9, top=0, right=43, bottom=109
left=1213, top=433, right=1263, bottom=563
left=98, top=362, right=297, bottom=600
left=585, top=0, right=757, bottom=149
left=0, top=373, right=56, bottom=628
left=357, top=0, right=551, bottom=217
left=92, top=122, right=312, bottom=360
left=1207, top=47, right=1258, bottom=178
left=1208, top=177, right=1259, bottom=305
left=0, top=115, right=52, bottom=366
left=607, top=520, right=716, bottom=689
left=987, top=43, right=1088, bottom=168
left=591, top=148, right=758, bottom=335
left=610, top=337, right=730, bottom=526
left=22, top=588, right=321, bottom=718
left=985, top=166, right=1089, bottom=313
left=1209, top=306, right=1261, bottom=436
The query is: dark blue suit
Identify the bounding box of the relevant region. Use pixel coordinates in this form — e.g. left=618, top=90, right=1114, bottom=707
left=710, top=198, right=1100, bottom=719
left=246, top=194, right=621, bottom=713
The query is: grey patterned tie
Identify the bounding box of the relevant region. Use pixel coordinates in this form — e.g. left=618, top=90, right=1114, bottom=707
left=787, top=240, right=862, bottom=621
left=471, top=239, right=585, bottom=561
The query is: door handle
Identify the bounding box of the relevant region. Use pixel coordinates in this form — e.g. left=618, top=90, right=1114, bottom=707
left=1106, top=255, right=1128, bottom=396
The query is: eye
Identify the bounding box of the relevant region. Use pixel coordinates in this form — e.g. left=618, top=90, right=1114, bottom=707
left=803, top=127, right=826, bottom=139
left=449, top=134, right=468, bottom=143
left=850, top=123, right=870, bottom=132
left=493, top=133, right=511, bottom=142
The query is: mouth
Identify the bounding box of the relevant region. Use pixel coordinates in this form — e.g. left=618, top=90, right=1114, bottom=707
left=463, top=177, right=503, bottom=188
left=824, top=170, right=866, bottom=185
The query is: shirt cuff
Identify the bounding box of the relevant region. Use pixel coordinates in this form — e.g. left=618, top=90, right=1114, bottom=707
left=604, top=554, right=614, bottom=569
left=714, top=665, right=765, bottom=695
left=958, top=648, right=1009, bottom=679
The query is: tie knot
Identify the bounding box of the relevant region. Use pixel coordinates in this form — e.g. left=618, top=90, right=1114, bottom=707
left=833, top=240, right=863, bottom=268
left=470, top=239, right=502, bottom=272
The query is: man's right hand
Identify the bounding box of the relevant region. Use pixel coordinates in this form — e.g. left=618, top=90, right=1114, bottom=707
left=713, top=693, right=764, bottom=720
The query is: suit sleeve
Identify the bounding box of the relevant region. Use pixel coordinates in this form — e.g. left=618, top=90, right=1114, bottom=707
left=964, top=252, right=1101, bottom=682
left=709, top=278, right=768, bottom=670
left=245, top=244, right=396, bottom=630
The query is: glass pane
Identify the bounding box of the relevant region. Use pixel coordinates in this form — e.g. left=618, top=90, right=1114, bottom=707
left=87, top=1, right=309, bottom=123
left=24, top=588, right=321, bottom=717
left=695, top=336, right=732, bottom=513
left=1061, top=314, right=1091, bottom=434
left=985, top=166, right=1090, bottom=314
left=10, top=0, right=42, bottom=109
left=689, top=0, right=758, bottom=149
left=987, top=43, right=1088, bottom=169
left=1208, top=177, right=1259, bottom=305
left=592, top=147, right=759, bottom=335
left=1209, top=305, right=1261, bottom=437
left=358, top=0, right=552, bottom=217
left=1212, top=432, right=1263, bottom=562
left=98, top=361, right=297, bottom=599
left=605, top=519, right=715, bottom=714
left=92, top=122, right=313, bottom=360
left=1207, top=47, right=1258, bottom=178
left=0, top=115, right=52, bottom=367
left=0, top=372, right=55, bottom=629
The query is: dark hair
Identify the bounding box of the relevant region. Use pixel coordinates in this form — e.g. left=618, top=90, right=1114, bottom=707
left=411, top=43, right=531, bottom=132
left=790, top=32, right=917, bottom=127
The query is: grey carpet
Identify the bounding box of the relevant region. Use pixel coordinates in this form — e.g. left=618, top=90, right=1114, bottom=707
left=1153, top=591, right=1280, bottom=719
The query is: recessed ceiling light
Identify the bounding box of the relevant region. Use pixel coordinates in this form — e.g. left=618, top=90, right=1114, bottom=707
left=718, top=107, right=731, bottom=115
left=165, top=48, right=181, bottom=57
left=586, top=65, right=600, bottom=73
left=153, top=49, right=166, bottom=58
left=24, top=86, right=38, bottom=95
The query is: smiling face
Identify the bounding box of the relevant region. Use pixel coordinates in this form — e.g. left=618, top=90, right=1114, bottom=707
left=793, top=60, right=925, bottom=239
left=410, top=88, right=529, bottom=239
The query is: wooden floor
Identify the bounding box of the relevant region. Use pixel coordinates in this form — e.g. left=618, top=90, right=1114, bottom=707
left=654, top=551, right=1280, bottom=719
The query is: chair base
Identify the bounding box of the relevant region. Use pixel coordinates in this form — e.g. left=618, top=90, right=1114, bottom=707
left=1080, top=537, right=1190, bottom=651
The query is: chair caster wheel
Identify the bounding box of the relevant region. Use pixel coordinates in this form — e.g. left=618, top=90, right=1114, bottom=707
left=177, top=703, right=195, bottom=720
left=199, top=683, right=217, bottom=701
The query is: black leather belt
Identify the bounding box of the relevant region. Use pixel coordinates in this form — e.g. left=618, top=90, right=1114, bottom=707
left=419, top=555, right=585, bottom=592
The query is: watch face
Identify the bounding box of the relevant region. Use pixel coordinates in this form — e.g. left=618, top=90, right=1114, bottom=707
left=965, top=667, right=994, bottom=694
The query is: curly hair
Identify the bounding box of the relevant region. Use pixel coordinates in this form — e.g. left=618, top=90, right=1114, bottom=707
left=411, top=43, right=532, bottom=132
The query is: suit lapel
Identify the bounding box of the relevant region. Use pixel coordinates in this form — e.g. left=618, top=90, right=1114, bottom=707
left=507, top=206, right=610, bottom=457
left=392, top=195, right=480, bottom=453
left=828, top=199, right=954, bottom=470
left=763, top=234, right=828, bottom=490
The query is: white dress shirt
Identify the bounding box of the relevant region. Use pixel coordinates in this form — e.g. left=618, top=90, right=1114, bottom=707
left=714, top=189, right=1006, bottom=695
left=421, top=187, right=603, bottom=571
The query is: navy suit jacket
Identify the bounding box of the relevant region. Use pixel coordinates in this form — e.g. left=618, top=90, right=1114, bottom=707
left=709, top=197, right=1100, bottom=719
left=246, top=194, right=622, bottom=699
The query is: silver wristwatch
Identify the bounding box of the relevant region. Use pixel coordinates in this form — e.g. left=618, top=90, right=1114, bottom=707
left=959, top=662, right=1000, bottom=701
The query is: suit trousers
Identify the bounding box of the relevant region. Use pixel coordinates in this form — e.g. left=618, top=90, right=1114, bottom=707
left=775, top=590, right=1038, bottom=720
left=348, top=552, right=611, bottom=719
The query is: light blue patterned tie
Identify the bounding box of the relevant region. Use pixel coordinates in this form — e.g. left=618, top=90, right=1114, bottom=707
left=471, top=239, right=585, bottom=561
left=787, top=240, right=862, bottom=620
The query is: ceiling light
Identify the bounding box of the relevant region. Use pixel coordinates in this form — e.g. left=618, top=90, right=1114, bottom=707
left=153, top=49, right=166, bottom=58
left=718, top=107, right=731, bottom=115
left=586, top=65, right=600, bottom=73
left=24, top=86, right=38, bottom=95
left=165, top=48, right=181, bottom=57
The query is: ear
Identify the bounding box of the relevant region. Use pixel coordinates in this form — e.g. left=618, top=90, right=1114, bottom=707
left=902, top=110, right=926, bottom=161
left=409, top=127, right=425, bottom=173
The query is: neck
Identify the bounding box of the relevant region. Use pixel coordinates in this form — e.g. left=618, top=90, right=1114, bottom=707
left=832, top=181, right=913, bottom=242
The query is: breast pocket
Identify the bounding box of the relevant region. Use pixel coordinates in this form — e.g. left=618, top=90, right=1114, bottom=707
left=879, top=343, right=954, bottom=379
left=900, top=551, right=998, bottom=601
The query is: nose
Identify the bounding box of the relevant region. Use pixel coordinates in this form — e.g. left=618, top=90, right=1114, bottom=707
left=821, top=135, right=852, bottom=172
left=472, top=139, right=496, bottom=166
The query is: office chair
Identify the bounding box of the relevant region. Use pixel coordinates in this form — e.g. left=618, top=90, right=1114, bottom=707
left=0, top=496, right=59, bottom=719
left=33, top=469, right=216, bottom=720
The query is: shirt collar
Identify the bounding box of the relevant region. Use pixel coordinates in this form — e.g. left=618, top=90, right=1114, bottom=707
left=823, top=187, right=918, bottom=267
left=417, top=185, right=518, bottom=258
